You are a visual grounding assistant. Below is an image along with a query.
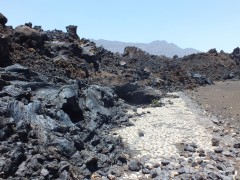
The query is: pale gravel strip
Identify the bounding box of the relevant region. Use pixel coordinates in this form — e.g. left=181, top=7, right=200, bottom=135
left=113, top=92, right=216, bottom=163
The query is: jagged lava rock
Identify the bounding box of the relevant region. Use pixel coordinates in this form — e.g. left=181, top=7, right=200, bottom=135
left=0, top=13, right=7, bottom=26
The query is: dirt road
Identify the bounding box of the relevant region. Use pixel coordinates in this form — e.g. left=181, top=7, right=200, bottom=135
left=190, top=80, right=240, bottom=130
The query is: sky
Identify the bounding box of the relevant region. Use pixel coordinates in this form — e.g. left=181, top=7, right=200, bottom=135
left=1, top=0, right=240, bottom=52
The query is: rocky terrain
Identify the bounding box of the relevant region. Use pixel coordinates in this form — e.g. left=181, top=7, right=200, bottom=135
left=0, top=12, right=240, bottom=179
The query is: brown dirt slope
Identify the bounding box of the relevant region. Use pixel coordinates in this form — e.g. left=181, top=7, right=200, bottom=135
left=190, top=80, right=240, bottom=130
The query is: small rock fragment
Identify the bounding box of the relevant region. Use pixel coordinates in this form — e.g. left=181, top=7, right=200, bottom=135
left=128, top=159, right=141, bottom=171
left=212, top=138, right=220, bottom=146
left=214, top=147, right=223, bottom=153
left=40, top=168, right=49, bottom=177
left=138, top=129, right=144, bottom=137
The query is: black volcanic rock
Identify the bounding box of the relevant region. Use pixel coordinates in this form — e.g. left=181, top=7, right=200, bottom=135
left=0, top=63, right=129, bottom=179
left=13, top=25, right=44, bottom=48
left=0, top=13, right=7, bottom=26
left=231, top=47, right=240, bottom=62
left=128, top=159, right=141, bottom=171
left=0, top=35, right=10, bottom=66
left=208, top=48, right=218, bottom=54
left=114, top=82, right=162, bottom=104
left=66, top=25, right=79, bottom=40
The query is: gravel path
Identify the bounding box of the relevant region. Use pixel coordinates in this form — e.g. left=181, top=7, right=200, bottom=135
left=110, top=92, right=239, bottom=179
left=114, top=92, right=215, bottom=162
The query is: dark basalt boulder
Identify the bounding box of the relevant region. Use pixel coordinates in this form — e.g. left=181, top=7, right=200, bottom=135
left=0, top=13, right=7, bottom=26
left=80, top=41, right=100, bottom=67
left=47, top=41, right=83, bottom=60
left=224, top=72, right=235, bottom=80
left=114, top=82, right=162, bottom=104
left=231, top=47, right=240, bottom=62
left=2, top=145, right=26, bottom=178
left=38, top=85, right=84, bottom=123
left=66, top=25, right=79, bottom=40
left=5, top=64, right=29, bottom=73
left=124, top=46, right=144, bottom=56
left=13, top=25, right=45, bottom=48
left=84, top=85, right=114, bottom=129
left=128, top=159, right=141, bottom=171
left=49, top=138, right=77, bottom=158
left=190, top=73, right=213, bottom=85
left=208, top=48, right=218, bottom=54
left=24, top=22, right=32, bottom=28
left=123, top=46, right=150, bottom=60
left=0, top=35, right=10, bottom=66
left=33, top=25, right=43, bottom=32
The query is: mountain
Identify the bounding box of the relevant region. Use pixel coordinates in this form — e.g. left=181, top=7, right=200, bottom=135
left=92, top=39, right=200, bottom=57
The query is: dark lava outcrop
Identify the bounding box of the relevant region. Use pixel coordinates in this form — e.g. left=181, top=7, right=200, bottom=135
left=5, top=15, right=240, bottom=93
left=114, top=82, right=162, bottom=104
left=0, top=13, right=7, bottom=27
left=0, top=35, right=9, bottom=66
left=0, top=13, right=10, bottom=66
left=0, top=64, right=130, bottom=179
left=13, top=25, right=45, bottom=48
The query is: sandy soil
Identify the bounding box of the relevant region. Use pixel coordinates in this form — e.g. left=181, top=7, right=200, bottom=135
left=189, top=80, right=240, bottom=130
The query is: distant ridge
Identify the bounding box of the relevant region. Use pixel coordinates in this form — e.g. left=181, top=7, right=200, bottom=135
left=92, top=39, right=200, bottom=57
